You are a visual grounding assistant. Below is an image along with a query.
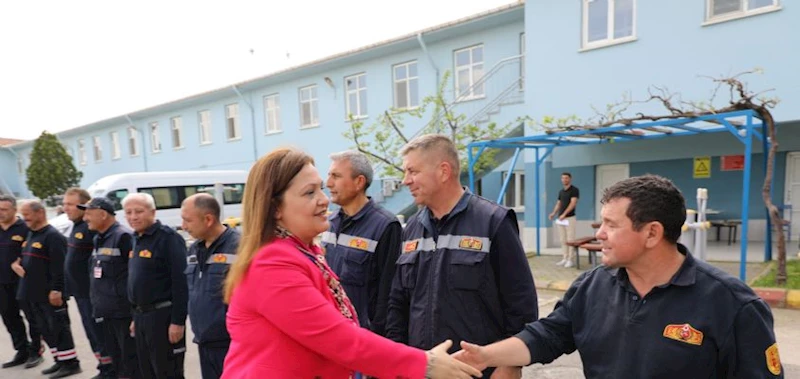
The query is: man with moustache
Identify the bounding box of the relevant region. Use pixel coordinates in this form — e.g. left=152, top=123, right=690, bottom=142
left=81, top=197, right=138, bottom=379
left=124, top=193, right=188, bottom=379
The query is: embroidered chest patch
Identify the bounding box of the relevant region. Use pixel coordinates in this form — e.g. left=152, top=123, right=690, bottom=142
left=74, top=232, right=84, bottom=240
left=348, top=238, right=368, bottom=250
left=138, top=250, right=153, bottom=258
left=11, top=235, right=23, bottom=242
left=212, top=254, right=227, bottom=263
left=662, top=323, right=703, bottom=346
left=32, top=242, right=43, bottom=249
left=403, top=240, right=418, bottom=253
left=459, top=237, right=483, bottom=251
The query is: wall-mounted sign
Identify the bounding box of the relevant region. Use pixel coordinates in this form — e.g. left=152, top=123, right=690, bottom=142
left=721, top=155, right=745, bottom=171
left=694, top=156, right=711, bottom=178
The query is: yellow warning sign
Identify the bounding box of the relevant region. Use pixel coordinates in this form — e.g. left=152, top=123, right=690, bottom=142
left=694, top=156, right=711, bottom=178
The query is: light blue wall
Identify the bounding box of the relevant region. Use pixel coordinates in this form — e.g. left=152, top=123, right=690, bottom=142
left=0, top=150, right=24, bottom=196
left=7, top=10, right=526, bottom=215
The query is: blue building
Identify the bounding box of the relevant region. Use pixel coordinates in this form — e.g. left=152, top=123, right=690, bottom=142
left=2, top=0, right=796, bottom=250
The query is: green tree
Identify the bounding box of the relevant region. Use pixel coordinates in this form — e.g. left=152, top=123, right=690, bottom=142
left=25, top=131, right=83, bottom=200
left=344, top=71, right=515, bottom=179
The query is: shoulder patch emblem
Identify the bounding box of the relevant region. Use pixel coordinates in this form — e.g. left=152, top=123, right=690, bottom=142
left=403, top=240, right=418, bottom=253
left=32, top=242, right=43, bottom=249
left=766, top=343, right=781, bottom=375
left=74, top=232, right=83, bottom=240
left=138, top=250, right=153, bottom=258
left=348, top=238, right=368, bottom=250
left=459, top=237, right=483, bottom=251
left=212, top=254, right=227, bottom=263
left=22, top=241, right=27, bottom=247
left=663, top=323, right=703, bottom=346
left=11, top=235, right=23, bottom=242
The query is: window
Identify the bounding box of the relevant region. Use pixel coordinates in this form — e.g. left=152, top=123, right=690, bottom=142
left=138, top=187, right=180, bottom=210
left=345, top=73, right=368, bottom=119
left=109, top=132, right=120, bottom=160
left=502, top=172, right=525, bottom=209
left=199, top=110, right=212, bottom=144
left=454, top=45, right=484, bottom=99
left=92, top=136, right=103, bottom=162
left=707, top=0, right=779, bottom=21
left=171, top=116, right=183, bottom=149
left=393, top=61, right=419, bottom=109
left=149, top=122, right=161, bottom=153
left=137, top=184, right=245, bottom=210
left=77, top=139, right=87, bottom=165
left=127, top=127, right=139, bottom=156
left=264, top=94, right=281, bottom=134
left=583, top=0, right=635, bottom=48
left=17, top=157, right=23, bottom=174
left=299, top=85, right=319, bottom=128
left=226, top=104, right=241, bottom=140
left=106, top=189, right=129, bottom=210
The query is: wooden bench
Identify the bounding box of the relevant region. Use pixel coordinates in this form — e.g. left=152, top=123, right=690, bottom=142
left=579, top=243, right=602, bottom=269
left=710, top=220, right=741, bottom=245
left=566, top=236, right=598, bottom=269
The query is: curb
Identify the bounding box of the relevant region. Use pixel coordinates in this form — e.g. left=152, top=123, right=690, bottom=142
left=787, top=290, right=800, bottom=310
left=536, top=280, right=571, bottom=292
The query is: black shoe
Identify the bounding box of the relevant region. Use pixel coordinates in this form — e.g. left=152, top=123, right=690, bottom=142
left=42, top=362, right=61, bottom=375
left=49, top=362, right=82, bottom=379
left=1, top=351, right=29, bottom=368
left=23, top=355, right=43, bottom=369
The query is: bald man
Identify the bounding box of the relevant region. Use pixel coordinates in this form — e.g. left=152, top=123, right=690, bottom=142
left=181, top=193, right=240, bottom=379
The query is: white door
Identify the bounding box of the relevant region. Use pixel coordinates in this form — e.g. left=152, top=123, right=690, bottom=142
left=595, top=164, right=630, bottom=220
left=784, top=152, right=800, bottom=240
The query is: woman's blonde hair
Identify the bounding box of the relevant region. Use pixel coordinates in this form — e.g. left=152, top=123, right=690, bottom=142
left=223, top=147, right=315, bottom=303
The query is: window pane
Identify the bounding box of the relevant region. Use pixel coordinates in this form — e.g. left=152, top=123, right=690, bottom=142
left=348, top=93, right=358, bottom=116
left=456, top=50, right=470, bottom=66
left=395, top=82, right=408, bottom=108
left=358, top=74, right=366, bottom=88
left=588, top=0, right=609, bottom=42
left=408, top=62, right=417, bottom=77
left=310, top=86, right=317, bottom=98
left=139, top=187, right=180, bottom=210
left=409, top=78, right=419, bottom=107
left=395, top=65, right=407, bottom=80
left=713, top=0, right=742, bottom=16
left=302, top=103, right=311, bottom=125
left=311, top=101, right=319, bottom=124
left=471, top=46, right=483, bottom=63
left=300, top=89, right=309, bottom=101
left=457, top=68, right=471, bottom=95
left=519, top=174, right=525, bottom=206
left=614, top=0, right=634, bottom=38
left=472, top=64, right=484, bottom=96
left=223, top=183, right=245, bottom=204
left=748, top=0, right=774, bottom=9
left=346, top=78, right=355, bottom=91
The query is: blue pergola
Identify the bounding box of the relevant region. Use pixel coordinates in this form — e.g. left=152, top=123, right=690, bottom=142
left=467, top=109, right=774, bottom=281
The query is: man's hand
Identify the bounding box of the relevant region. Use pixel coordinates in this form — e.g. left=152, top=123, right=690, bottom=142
left=558, top=215, right=565, bottom=221
left=129, top=321, right=135, bottom=337
left=491, top=366, right=522, bottom=379
left=453, top=341, right=491, bottom=371
left=548, top=212, right=556, bottom=221
left=11, top=258, right=25, bottom=277
left=168, top=324, right=185, bottom=344
left=426, top=340, right=483, bottom=379
left=48, top=291, right=63, bottom=307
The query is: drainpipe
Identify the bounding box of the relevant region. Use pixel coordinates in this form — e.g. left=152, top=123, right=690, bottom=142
left=416, top=32, right=440, bottom=88
left=125, top=115, right=148, bottom=172
left=232, top=85, right=258, bottom=162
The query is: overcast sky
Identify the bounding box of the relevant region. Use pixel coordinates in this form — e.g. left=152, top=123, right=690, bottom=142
left=0, top=0, right=515, bottom=141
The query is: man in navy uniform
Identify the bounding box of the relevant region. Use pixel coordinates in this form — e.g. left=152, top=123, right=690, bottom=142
left=15, top=200, right=81, bottom=378
left=63, top=188, right=114, bottom=378
left=82, top=197, right=138, bottom=379
left=0, top=195, right=41, bottom=369
left=386, top=134, right=538, bottom=379
left=124, top=193, right=188, bottom=379
left=181, top=193, right=240, bottom=379
left=454, top=175, right=784, bottom=378
left=323, top=150, right=402, bottom=336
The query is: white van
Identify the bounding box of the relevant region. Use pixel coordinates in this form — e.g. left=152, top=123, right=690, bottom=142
left=85, top=170, right=248, bottom=229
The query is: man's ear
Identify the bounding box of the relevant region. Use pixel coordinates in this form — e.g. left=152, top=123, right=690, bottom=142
left=644, top=221, right=665, bottom=249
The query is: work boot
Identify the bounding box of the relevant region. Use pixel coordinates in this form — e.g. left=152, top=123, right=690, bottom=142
left=42, top=361, right=61, bottom=375
left=50, top=361, right=82, bottom=379
left=23, top=355, right=43, bottom=369
left=2, top=351, right=29, bottom=368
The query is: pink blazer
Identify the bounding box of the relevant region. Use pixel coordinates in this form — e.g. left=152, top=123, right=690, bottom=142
left=222, top=237, right=427, bottom=379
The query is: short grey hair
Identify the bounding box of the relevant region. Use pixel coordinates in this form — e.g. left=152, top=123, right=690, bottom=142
left=0, top=195, right=17, bottom=208
left=121, top=193, right=156, bottom=210
left=399, top=134, right=460, bottom=175
left=21, top=200, right=45, bottom=213
left=329, top=150, right=373, bottom=191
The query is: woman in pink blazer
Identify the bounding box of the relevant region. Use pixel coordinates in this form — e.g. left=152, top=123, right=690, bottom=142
left=221, top=148, right=480, bottom=379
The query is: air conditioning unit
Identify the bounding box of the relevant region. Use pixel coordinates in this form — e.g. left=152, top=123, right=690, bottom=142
left=382, top=179, right=401, bottom=196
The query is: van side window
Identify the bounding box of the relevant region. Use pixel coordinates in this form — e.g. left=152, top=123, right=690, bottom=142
left=138, top=187, right=181, bottom=210
left=107, top=189, right=129, bottom=211
left=223, top=183, right=244, bottom=205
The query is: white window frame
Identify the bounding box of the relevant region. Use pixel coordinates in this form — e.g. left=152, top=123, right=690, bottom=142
left=264, top=94, right=281, bottom=134
left=454, top=44, right=485, bottom=101
left=77, top=139, right=87, bottom=165
left=199, top=110, right=212, bottom=145
left=149, top=122, right=161, bottom=153
left=170, top=116, right=183, bottom=149
left=17, top=157, right=24, bottom=174
left=92, top=135, right=103, bottom=162
left=127, top=127, right=139, bottom=157
left=502, top=172, right=525, bottom=211
left=299, top=85, right=319, bottom=128
left=344, top=73, right=368, bottom=120
left=225, top=104, right=241, bottom=141
left=110, top=131, right=121, bottom=160
left=393, top=61, right=419, bottom=110
left=581, top=0, right=637, bottom=51
left=704, top=0, right=780, bottom=25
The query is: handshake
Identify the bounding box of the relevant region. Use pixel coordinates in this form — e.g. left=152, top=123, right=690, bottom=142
left=425, top=340, right=520, bottom=379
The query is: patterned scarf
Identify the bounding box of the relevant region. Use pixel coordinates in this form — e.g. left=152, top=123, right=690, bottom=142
left=276, top=226, right=360, bottom=325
